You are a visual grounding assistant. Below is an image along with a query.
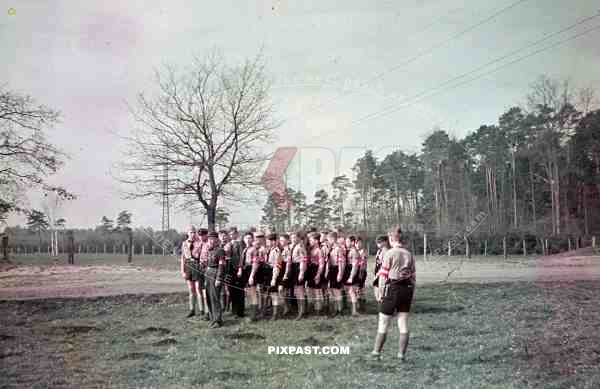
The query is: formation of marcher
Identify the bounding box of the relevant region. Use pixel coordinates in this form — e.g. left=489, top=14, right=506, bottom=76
left=180, top=224, right=415, bottom=360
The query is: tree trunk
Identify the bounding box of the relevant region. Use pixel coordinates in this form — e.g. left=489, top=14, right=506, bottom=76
left=512, top=150, right=518, bottom=229
left=529, top=158, right=537, bottom=232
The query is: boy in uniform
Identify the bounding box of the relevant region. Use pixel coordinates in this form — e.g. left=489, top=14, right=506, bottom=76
left=306, top=232, right=326, bottom=315
left=205, top=231, right=227, bottom=328
left=371, top=226, right=416, bottom=361
left=181, top=226, right=201, bottom=317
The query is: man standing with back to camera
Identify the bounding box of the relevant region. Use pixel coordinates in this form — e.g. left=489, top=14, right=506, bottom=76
left=371, top=225, right=416, bottom=361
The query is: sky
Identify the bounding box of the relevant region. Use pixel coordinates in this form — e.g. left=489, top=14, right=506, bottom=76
left=1, top=0, right=599, bottom=231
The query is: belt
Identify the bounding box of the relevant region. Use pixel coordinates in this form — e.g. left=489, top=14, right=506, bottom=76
left=207, top=265, right=219, bottom=269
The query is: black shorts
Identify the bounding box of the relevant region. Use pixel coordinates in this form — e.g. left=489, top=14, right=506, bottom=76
left=284, top=262, right=306, bottom=289
left=306, top=263, right=323, bottom=289
left=343, top=265, right=356, bottom=286
left=372, top=263, right=382, bottom=287
left=328, top=265, right=343, bottom=289
left=358, top=267, right=368, bottom=288
left=183, top=259, right=201, bottom=282
left=379, top=280, right=414, bottom=315
left=261, top=265, right=273, bottom=290
left=241, top=265, right=252, bottom=287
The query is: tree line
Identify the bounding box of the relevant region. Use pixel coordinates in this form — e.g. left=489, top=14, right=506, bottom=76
left=261, top=76, right=600, bottom=255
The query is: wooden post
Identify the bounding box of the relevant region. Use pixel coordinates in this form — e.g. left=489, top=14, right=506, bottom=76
left=545, top=239, right=549, bottom=255
left=448, top=239, right=451, bottom=257
left=152, top=245, right=155, bottom=255
left=142, top=245, right=145, bottom=256
left=568, top=238, right=572, bottom=251
left=593, top=236, right=596, bottom=249
left=523, top=239, right=526, bottom=257
left=122, top=244, right=126, bottom=255
left=503, top=237, right=507, bottom=259
left=484, top=240, right=488, bottom=257
left=103, top=243, right=106, bottom=254
left=423, top=233, right=427, bottom=261
left=128, top=232, right=133, bottom=263
left=466, top=236, right=471, bottom=259
left=1, top=234, right=8, bottom=261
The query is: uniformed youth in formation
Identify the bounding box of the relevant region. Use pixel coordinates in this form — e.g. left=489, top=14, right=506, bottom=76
left=179, top=224, right=417, bottom=361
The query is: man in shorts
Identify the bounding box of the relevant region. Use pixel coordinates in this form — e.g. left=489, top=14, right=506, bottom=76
left=371, top=225, right=416, bottom=361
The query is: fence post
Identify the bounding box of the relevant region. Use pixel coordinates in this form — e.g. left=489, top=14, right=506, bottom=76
left=466, top=236, right=471, bottom=259
left=545, top=239, right=549, bottom=255
left=503, top=237, right=507, bottom=259
left=448, top=239, right=451, bottom=257
left=484, top=240, right=488, bottom=257
left=423, top=233, right=427, bottom=261
left=568, top=238, right=572, bottom=251
left=593, top=236, right=596, bottom=249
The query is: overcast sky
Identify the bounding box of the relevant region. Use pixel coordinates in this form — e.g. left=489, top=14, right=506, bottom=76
left=2, top=0, right=599, bottom=230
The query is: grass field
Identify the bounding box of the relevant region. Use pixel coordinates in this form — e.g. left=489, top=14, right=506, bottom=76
left=2, top=280, right=599, bottom=389
left=7, top=253, right=181, bottom=270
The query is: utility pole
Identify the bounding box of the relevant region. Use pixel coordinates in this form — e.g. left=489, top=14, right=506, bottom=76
left=161, top=163, right=170, bottom=255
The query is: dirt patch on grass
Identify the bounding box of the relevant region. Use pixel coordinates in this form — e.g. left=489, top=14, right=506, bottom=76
left=152, top=338, right=177, bottom=346
left=230, top=332, right=266, bottom=341
left=134, top=326, right=171, bottom=336
left=119, top=352, right=162, bottom=361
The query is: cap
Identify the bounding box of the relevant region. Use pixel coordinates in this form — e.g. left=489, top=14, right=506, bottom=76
left=254, top=231, right=265, bottom=238
left=198, top=228, right=209, bottom=236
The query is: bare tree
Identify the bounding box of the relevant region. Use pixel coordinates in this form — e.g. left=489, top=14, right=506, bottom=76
left=118, top=51, right=279, bottom=230
left=0, top=86, right=72, bottom=220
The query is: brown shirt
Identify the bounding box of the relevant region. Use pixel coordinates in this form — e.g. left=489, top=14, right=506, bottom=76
left=379, top=244, right=416, bottom=283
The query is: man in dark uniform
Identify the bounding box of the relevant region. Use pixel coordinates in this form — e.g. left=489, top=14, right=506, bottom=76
left=372, top=235, right=390, bottom=299
left=228, top=227, right=245, bottom=318
left=371, top=226, right=416, bottom=360
left=205, top=231, right=227, bottom=328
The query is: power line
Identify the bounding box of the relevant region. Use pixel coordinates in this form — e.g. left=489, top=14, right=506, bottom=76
left=349, top=18, right=600, bottom=128
left=297, top=0, right=530, bottom=122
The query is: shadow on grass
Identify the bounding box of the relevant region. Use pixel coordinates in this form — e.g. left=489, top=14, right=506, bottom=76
left=414, top=304, right=465, bottom=314
left=133, top=326, right=171, bottom=336
left=119, top=352, right=162, bottom=361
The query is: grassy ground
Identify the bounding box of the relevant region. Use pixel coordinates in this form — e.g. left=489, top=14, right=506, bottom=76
left=8, top=253, right=538, bottom=269
left=7, top=253, right=180, bottom=270
left=2, top=281, right=599, bottom=389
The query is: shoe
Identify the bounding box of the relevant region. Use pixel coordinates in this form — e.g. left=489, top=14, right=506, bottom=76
left=397, top=353, right=406, bottom=361
left=186, top=311, right=195, bottom=318
left=203, top=314, right=211, bottom=321
left=369, top=351, right=381, bottom=361
left=270, top=305, right=279, bottom=321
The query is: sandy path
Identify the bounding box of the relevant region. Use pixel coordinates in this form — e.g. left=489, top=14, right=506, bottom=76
left=1, top=255, right=600, bottom=300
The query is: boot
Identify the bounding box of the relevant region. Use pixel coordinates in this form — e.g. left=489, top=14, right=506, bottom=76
left=351, top=301, right=359, bottom=316
left=336, top=299, right=343, bottom=316
left=370, top=332, right=387, bottom=359
left=282, top=301, right=290, bottom=317
left=271, top=305, right=279, bottom=321
left=295, top=299, right=305, bottom=320
left=397, top=332, right=409, bottom=361
left=186, top=294, right=196, bottom=318
left=245, top=304, right=259, bottom=322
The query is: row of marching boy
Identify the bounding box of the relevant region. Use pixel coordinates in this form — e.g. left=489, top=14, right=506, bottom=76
left=181, top=226, right=372, bottom=326
left=180, top=225, right=416, bottom=360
